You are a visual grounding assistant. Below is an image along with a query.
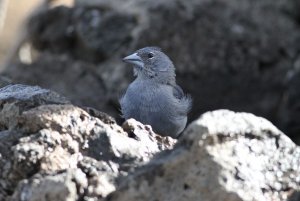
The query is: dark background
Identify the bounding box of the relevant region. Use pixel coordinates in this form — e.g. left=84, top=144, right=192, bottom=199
left=1, top=0, right=299, bottom=144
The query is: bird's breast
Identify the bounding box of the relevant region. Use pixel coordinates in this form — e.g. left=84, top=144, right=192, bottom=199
left=126, top=81, right=161, bottom=109
left=122, top=81, right=173, bottom=119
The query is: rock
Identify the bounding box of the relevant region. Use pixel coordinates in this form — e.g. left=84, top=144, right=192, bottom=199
left=2, top=0, right=300, bottom=144
left=0, top=76, right=12, bottom=88
left=133, top=0, right=300, bottom=132
left=0, top=84, right=69, bottom=130
left=122, top=118, right=177, bottom=150
left=288, top=191, right=300, bottom=201
left=107, top=110, right=300, bottom=201
left=27, top=5, right=137, bottom=62
left=3, top=53, right=120, bottom=119
left=0, top=84, right=175, bottom=200
left=27, top=6, right=74, bottom=54
left=0, top=84, right=68, bottom=105
left=0, top=85, right=298, bottom=201
left=83, top=106, right=117, bottom=125
left=11, top=169, right=83, bottom=201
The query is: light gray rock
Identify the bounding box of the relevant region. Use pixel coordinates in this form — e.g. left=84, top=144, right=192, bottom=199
left=0, top=84, right=69, bottom=130
left=0, top=84, right=174, bottom=201
left=122, top=118, right=177, bottom=150
left=107, top=110, right=300, bottom=201
left=0, top=85, right=299, bottom=201
left=11, top=169, right=84, bottom=201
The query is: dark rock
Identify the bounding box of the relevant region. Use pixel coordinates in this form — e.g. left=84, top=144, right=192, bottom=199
left=2, top=0, right=300, bottom=144
left=0, top=76, right=12, bottom=88
left=133, top=0, right=300, bottom=129
left=0, top=84, right=68, bottom=105
left=278, top=70, right=300, bottom=145
left=83, top=106, right=117, bottom=125
left=3, top=53, right=119, bottom=118
left=28, top=6, right=75, bottom=53
left=73, top=7, right=137, bottom=62
left=288, top=191, right=300, bottom=201
left=27, top=5, right=137, bottom=62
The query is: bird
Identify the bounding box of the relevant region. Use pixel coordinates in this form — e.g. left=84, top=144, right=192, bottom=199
left=120, top=47, right=192, bottom=138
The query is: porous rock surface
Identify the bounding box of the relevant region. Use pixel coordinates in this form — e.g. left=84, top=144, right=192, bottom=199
left=0, top=84, right=175, bottom=201
left=0, top=84, right=299, bottom=201
left=2, top=0, right=300, bottom=143
left=107, top=110, right=300, bottom=201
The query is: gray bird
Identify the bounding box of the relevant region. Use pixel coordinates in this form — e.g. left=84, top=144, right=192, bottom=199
left=120, top=47, right=192, bottom=138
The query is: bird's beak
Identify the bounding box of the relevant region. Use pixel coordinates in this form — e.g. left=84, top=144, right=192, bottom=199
left=123, top=53, right=144, bottom=68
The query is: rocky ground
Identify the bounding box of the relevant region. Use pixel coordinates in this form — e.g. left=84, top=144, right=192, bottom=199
left=0, top=84, right=298, bottom=201
left=0, top=84, right=176, bottom=201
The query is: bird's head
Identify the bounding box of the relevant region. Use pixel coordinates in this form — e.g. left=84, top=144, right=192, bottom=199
left=123, top=47, right=176, bottom=84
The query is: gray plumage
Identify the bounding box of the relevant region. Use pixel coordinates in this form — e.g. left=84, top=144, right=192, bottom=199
left=120, top=47, right=192, bottom=138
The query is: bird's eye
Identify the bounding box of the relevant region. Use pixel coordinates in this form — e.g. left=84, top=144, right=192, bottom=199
left=147, top=52, right=154, bottom=59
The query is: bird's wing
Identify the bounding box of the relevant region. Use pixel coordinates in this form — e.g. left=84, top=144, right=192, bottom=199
left=171, top=84, right=192, bottom=114
left=172, top=84, right=185, bottom=100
